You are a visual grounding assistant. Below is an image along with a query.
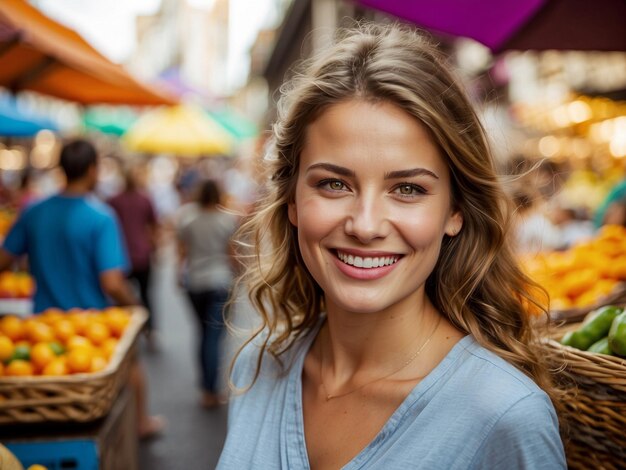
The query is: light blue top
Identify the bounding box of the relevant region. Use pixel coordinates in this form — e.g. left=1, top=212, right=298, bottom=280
left=217, top=323, right=566, bottom=469
left=3, top=194, right=129, bottom=312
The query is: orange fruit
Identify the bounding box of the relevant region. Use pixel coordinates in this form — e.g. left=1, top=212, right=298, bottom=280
left=5, top=359, right=34, bottom=376
left=66, top=335, right=93, bottom=351
left=90, top=355, right=108, bottom=373
left=88, top=311, right=105, bottom=323
left=103, top=306, right=126, bottom=316
left=104, top=310, right=130, bottom=337
left=30, top=342, right=56, bottom=370
left=22, top=318, right=39, bottom=336
left=40, top=307, right=64, bottom=322
left=27, top=465, right=49, bottom=470
left=0, top=362, right=3, bottom=376
left=29, top=322, right=55, bottom=343
left=66, top=308, right=85, bottom=316
left=15, top=273, right=34, bottom=298
left=100, top=337, right=118, bottom=360
left=69, top=313, right=90, bottom=335
left=52, top=319, right=76, bottom=343
left=41, top=357, right=69, bottom=376
left=0, top=336, right=14, bottom=362
left=41, top=307, right=64, bottom=315
left=66, top=348, right=93, bottom=373
left=0, top=316, right=25, bottom=341
left=85, top=322, right=111, bottom=346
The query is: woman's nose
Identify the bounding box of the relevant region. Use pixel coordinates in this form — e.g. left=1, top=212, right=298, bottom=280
left=344, top=194, right=390, bottom=243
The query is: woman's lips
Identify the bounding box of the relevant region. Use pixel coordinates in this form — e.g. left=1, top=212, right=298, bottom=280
left=332, top=249, right=403, bottom=280
left=336, top=250, right=400, bottom=268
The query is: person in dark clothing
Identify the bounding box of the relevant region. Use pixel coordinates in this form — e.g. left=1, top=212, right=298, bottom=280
left=108, top=164, right=159, bottom=342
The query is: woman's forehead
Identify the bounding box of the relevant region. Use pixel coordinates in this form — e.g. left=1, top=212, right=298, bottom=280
left=299, top=99, right=449, bottom=178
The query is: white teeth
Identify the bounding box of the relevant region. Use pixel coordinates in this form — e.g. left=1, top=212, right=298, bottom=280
left=336, top=251, right=399, bottom=269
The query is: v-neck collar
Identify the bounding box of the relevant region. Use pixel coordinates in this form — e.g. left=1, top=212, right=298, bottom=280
left=281, top=319, right=474, bottom=469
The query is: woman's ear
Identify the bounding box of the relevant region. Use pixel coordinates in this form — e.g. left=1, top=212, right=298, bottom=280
left=288, top=202, right=298, bottom=227
left=445, top=211, right=463, bottom=237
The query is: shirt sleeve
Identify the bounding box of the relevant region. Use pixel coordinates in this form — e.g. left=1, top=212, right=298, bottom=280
left=469, top=393, right=566, bottom=469
left=2, top=211, right=28, bottom=256
left=94, top=213, right=129, bottom=274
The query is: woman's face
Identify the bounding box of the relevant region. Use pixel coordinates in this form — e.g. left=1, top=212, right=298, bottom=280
left=288, top=99, right=463, bottom=316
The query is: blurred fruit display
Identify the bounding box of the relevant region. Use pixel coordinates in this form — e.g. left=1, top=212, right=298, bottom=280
left=0, top=271, right=35, bottom=298
left=0, top=209, right=16, bottom=240
left=521, top=225, right=626, bottom=311
left=0, top=307, right=131, bottom=376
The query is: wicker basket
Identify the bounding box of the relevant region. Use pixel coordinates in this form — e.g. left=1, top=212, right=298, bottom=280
left=0, top=307, right=146, bottom=424
left=542, top=324, right=626, bottom=470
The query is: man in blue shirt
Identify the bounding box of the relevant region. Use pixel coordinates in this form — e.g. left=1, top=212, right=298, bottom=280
left=0, top=140, right=135, bottom=311
left=0, top=139, right=164, bottom=438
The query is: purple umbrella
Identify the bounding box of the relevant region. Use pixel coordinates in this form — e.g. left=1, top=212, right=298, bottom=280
left=356, top=0, right=626, bottom=52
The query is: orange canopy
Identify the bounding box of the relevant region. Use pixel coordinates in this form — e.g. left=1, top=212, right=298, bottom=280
left=0, top=0, right=176, bottom=105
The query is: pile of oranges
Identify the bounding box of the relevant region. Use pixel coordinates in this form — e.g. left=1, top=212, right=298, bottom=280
left=0, top=307, right=131, bottom=377
left=521, top=225, right=626, bottom=311
left=0, top=271, right=35, bottom=298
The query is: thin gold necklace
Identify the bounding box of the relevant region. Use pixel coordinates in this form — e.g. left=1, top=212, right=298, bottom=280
left=319, top=316, right=442, bottom=401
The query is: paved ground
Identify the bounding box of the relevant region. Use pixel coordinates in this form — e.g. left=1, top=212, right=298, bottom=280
left=137, top=242, right=237, bottom=469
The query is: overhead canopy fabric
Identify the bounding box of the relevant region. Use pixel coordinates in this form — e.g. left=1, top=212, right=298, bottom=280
left=209, top=108, right=258, bottom=142
left=356, top=0, right=626, bottom=52
left=0, top=0, right=176, bottom=105
left=0, top=95, right=58, bottom=137
left=123, top=105, right=233, bottom=156
left=82, top=107, right=138, bottom=136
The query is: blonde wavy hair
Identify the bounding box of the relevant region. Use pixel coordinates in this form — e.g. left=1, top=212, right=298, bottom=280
left=231, top=22, right=557, bottom=405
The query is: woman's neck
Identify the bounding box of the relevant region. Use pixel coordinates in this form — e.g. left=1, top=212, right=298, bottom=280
left=321, top=294, right=440, bottom=381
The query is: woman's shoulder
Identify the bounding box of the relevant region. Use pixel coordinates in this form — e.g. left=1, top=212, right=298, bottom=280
left=457, top=341, right=565, bottom=467
left=442, top=337, right=554, bottom=416
left=230, top=325, right=316, bottom=390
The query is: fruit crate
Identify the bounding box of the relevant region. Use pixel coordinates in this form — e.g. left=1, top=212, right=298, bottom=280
left=0, top=307, right=146, bottom=424
left=542, top=323, right=626, bottom=470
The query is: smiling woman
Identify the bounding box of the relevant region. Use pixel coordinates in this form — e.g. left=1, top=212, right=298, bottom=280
left=218, top=23, right=566, bottom=470
left=288, top=99, right=461, bottom=314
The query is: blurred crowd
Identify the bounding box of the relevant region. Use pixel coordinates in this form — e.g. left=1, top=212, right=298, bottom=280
left=0, top=138, right=261, bottom=441
left=507, top=156, right=626, bottom=254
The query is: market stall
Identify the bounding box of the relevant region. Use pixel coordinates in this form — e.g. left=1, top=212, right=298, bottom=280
left=521, top=224, right=626, bottom=468
left=0, top=307, right=146, bottom=469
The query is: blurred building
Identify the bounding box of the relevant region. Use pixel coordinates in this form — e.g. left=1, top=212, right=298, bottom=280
left=130, top=0, right=230, bottom=99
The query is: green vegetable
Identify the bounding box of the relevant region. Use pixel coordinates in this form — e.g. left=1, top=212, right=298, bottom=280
left=49, top=341, right=65, bottom=356
left=10, top=344, right=30, bottom=362
left=608, top=311, right=626, bottom=356
left=561, top=330, right=596, bottom=350
left=587, top=337, right=612, bottom=355
left=577, top=305, right=623, bottom=349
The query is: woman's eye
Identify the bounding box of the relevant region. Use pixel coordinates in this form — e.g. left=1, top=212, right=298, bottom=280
left=394, top=184, right=425, bottom=197
left=318, top=179, right=347, bottom=191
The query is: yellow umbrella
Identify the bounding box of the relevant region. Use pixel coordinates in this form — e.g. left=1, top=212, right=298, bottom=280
left=122, top=104, right=233, bottom=156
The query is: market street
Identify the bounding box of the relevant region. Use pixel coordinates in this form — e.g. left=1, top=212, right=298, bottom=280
left=138, top=240, right=229, bottom=469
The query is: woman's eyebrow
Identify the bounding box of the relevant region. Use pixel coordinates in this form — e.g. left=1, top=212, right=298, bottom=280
left=384, top=168, right=439, bottom=180
left=305, top=162, right=355, bottom=177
